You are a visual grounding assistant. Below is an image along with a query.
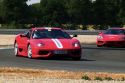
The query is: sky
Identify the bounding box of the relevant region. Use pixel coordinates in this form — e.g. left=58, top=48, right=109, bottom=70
left=26, top=0, right=40, bottom=5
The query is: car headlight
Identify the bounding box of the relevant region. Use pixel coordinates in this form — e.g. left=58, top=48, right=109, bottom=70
left=72, top=42, right=80, bottom=47
left=97, top=35, right=103, bottom=39
left=37, top=43, right=44, bottom=47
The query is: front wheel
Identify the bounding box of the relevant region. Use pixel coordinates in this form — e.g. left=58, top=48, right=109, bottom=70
left=72, top=57, right=81, bottom=61
left=28, top=45, right=32, bottom=59
left=97, top=45, right=102, bottom=47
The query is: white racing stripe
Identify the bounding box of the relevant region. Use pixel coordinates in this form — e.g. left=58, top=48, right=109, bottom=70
left=52, top=39, right=63, bottom=48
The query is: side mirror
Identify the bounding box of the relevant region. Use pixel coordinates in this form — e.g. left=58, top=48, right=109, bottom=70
left=73, top=34, right=77, bottom=37
left=99, top=32, right=103, bottom=34
left=20, top=34, right=27, bottom=37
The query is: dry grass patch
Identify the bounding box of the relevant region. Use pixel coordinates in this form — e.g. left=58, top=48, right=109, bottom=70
left=0, top=67, right=125, bottom=81
left=0, top=67, right=125, bottom=83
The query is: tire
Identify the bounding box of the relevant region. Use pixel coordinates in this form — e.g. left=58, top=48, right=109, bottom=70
left=14, top=43, right=18, bottom=56
left=72, top=57, right=81, bottom=61
left=97, top=45, right=102, bottom=47
left=28, top=45, right=32, bottom=59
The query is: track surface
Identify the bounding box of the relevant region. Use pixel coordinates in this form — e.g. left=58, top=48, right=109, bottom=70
left=0, top=45, right=125, bottom=73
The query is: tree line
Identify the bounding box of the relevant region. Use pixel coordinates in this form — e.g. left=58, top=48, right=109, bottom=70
left=0, top=0, right=125, bottom=29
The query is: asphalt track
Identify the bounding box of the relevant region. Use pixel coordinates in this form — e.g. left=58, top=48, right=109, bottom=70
left=0, top=45, right=125, bottom=73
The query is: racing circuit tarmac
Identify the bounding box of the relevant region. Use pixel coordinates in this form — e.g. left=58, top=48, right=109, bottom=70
left=0, top=45, right=125, bottom=73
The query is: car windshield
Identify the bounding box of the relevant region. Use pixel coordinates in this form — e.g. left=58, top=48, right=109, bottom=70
left=104, top=29, right=125, bottom=35
left=32, top=29, right=71, bottom=39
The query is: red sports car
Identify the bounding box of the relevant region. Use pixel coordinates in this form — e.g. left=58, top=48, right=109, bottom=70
left=96, top=28, right=125, bottom=47
left=14, top=27, right=81, bottom=60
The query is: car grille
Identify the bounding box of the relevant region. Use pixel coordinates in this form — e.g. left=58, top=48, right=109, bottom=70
left=38, top=51, right=49, bottom=55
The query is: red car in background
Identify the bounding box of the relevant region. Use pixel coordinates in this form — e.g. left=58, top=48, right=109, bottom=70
left=14, top=27, right=81, bottom=60
left=96, top=28, right=125, bottom=47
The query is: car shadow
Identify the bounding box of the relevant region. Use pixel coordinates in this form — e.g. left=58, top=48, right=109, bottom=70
left=82, top=46, right=125, bottom=50
left=82, top=58, right=96, bottom=61
left=34, top=57, right=96, bottom=61
left=16, top=54, right=96, bottom=61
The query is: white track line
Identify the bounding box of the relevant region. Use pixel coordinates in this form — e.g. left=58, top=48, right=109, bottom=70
left=0, top=47, right=13, bottom=50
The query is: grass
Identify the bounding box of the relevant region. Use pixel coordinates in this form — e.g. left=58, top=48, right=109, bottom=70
left=0, top=67, right=125, bottom=81
left=94, top=77, right=103, bottom=81
left=82, top=75, right=91, bottom=80
left=104, top=77, right=113, bottom=81
left=121, top=77, right=125, bottom=81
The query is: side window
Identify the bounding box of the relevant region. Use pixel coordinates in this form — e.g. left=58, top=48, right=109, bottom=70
left=27, top=30, right=32, bottom=38
left=23, top=30, right=32, bottom=39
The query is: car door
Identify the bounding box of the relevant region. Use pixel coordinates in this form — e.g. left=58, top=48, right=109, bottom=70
left=18, top=30, right=32, bottom=53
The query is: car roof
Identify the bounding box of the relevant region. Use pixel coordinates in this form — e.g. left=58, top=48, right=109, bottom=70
left=31, top=27, right=62, bottom=31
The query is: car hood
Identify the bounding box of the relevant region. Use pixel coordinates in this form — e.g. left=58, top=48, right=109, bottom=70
left=30, top=38, right=80, bottom=50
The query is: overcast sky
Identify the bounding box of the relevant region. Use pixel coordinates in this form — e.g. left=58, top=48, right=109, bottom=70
left=26, top=0, right=40, bottom=5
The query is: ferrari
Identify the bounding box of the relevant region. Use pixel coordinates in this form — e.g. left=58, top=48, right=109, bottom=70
left=14, top=27, right=81, bottom=60
left=96, top=28, right=125, bottom=47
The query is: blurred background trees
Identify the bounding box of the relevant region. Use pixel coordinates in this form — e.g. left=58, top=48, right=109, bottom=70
left=0, top=0, right=125, bottom=29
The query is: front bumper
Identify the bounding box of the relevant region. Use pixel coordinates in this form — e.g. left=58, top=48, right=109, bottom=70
left=97, top=40, right=125, bottom=46
left=31, top=47, right=81, bottom=58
